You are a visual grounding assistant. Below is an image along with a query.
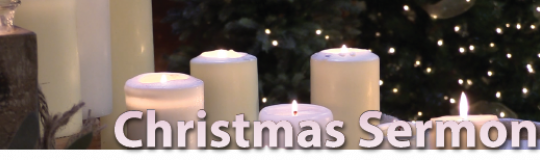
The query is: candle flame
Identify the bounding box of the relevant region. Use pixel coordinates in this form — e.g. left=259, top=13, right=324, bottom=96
left=217, top=49, right=227, bottom=58
left=292, top=100, right=298, bottom=116
left=459, top=92, right=468, bottom=119
left=341, top=45, right=348, bottom=53
left=160, top=74, right=167, bottom=83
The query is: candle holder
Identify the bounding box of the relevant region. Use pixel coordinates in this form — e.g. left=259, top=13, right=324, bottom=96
left=0, top=0, right=20, bottom=33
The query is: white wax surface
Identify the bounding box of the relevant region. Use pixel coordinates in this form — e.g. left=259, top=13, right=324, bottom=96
left=311, top=47, right=380, bottom=149
left=429, top=115, right=498, bottom=149
left=125, top=72, right=203, bottom=149
left=311, top=48, right=379, bottom=62
left=259, top=104, right=333, bottom=149
left=100, top=0, right=155, bottom=149
left=190, top=50, right=258, bottom=149
left=76, top=0, right=113, bottom=119
left=191, top=50, right=257, bottom=63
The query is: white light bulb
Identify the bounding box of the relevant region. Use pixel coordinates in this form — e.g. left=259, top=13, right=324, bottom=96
left=532, top=25, right=536, bottom=29
left=527, top=64, right=534, bottom=73
left=375, top=32, right=380, bottom=37
left=459, top=47, right=465, bottom=53
left=418, top=112, right=423, bottom=116
left=469, top=45, right=475, bottom=51
left=437, top=39, right=443, bottom=46
left=262, top=97, right=267, bottom=103
left=537, top=6, right=540, bottom=12
left=272, top=40, right=278, bottom=46
left=316, top=29, right=322, bottom=35
left=496, top=28, right=502, bottom=34
left=490, top=43, right=495, bottom=47
left=523, top=88, right=528, bottom=94
left=467, top=79, right=473, bottom=85
left=488, top=71, right=493, bottom=76
left=450, top=98, right=456, bottom=104
left=500, top=112, right=505, bottom=118
left=496, top=91, right=501, bottom=98
left=538, top=53, right=540, bottom=58
left=393, top=88, right=398, bottom=93
left=506, top=53, right=512, bottom=59
left=325, top=35, right=329, bottom=40
left=265, top=29, right=271, bottom=35
left=506, top=23, right=510, bottom=28
left=458, top=79, right=464, bottom=85
left=389, top=47, right=395, bottom=54
left=379, top=80, right=383, bottom=86
left=403, top=5, right=409, bottom=11
left=454, top=26, right=460, bottom=32
left=444, top=96, right=448, bottom=100
left=517, top=23, right=522, bottom=30
left=426, top=67, right=432, bottom=73
left=415, top=60, right=421, bottom=67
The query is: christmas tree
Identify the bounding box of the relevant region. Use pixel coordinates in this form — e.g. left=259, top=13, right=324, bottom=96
left=163, top=0, right=540, bottom=121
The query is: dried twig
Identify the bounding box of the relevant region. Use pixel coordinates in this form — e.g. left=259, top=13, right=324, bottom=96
left=41, top=102, right=85, bottom=149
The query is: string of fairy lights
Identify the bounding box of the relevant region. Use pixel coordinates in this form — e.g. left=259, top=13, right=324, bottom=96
left=258, top=1, right=540, bottom=119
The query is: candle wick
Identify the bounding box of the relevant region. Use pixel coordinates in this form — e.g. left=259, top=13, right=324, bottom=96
left=294, top=111, right=297, bottom=116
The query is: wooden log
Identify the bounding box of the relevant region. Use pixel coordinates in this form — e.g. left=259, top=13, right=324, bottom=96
left=0, top=26, right=38, bottom=148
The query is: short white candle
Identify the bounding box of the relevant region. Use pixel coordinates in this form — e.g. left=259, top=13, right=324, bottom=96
left=190, top=49, right=258, bottom=148
left=15, top=0, right=82, bottom=138
left=76, top=0, right=113, bottom=119
left=124, top=72, right=203, bottom=149
left=258, top=101, right=333, bottom=149
left=429, top=92, right=498, bottom=149
left=311, top=45, right=380, bottom=149
left=378, top=121, right=419, bottom=149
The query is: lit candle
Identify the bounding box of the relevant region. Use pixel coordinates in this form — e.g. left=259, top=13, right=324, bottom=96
left=378, top=121, right=420, bottom=149
left=76, top=0, right=112, bottom=119
left=429, top=92, right=498, bottom=149
left=311, top=45, right=380, bottom=149
left=101, top=0, right=155, bottom=149
left=15, top=0, right=83, bottom=138
left=258, top=101, right=333, bottom=149
left=190, top=49, right=258, bottom=148
left=124, top=72, right=203, bottom=149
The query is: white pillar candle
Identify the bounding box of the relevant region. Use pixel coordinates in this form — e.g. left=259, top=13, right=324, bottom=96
left=100, top=0, right=154, bottom=149
left=190, top=49, right=258, bottom=148
left=258, top=101, right=333, bottom=149
left=14, top=0, right=82, bottom=137
left=124, top=72, right=204, bottom=149
left=76, top=0, right=112, bottom=119
left=311, top=45, right=380, bottom=149
left=378, top=121, right=419, bottom=149
left=429, top=92, right=498, bottom=149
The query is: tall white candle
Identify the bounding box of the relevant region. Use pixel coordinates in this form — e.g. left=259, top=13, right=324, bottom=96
left=76, top=0, right=112, bottom=119
left=429, top=92, right=498, bottom=149
left=14, top=0, right=82, bottom=137
left=258, top=101, right=333, bottom=149
left=100, top=0, right=154, bottom=149
left=125, top=72, right=203, bottom=149
left=190, top=49, right=258, bottom=148
left=311, top=45, right=380, bottom=149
